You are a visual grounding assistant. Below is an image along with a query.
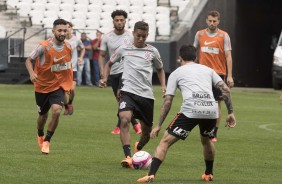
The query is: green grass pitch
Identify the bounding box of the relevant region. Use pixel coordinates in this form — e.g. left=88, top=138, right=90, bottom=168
left=0, top=84, right=282, bottom=184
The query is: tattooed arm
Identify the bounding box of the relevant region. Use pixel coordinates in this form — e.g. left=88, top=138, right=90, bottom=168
left=215, top=81, right=233, bottom=114
left=150, top=95, right=174, bottom=138
left=215, top=81, right=237, bottom=128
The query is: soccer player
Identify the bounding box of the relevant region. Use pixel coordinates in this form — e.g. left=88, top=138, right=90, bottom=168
left=25, top=19, right=73, bottom=154
left=99, top=10, right=141, bottom=135
left=64, top=21, right=85, bottom=115
left=193, top=10, right=234, bottom=142
left=99, top=21, right=166, bottom=168
left=137, top=45, right=236, bottom=183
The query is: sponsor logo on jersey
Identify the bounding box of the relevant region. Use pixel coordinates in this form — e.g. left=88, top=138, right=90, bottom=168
left=173, top=127, right=190, bottom=138
left=204, top=40, right=216, bottom=45
left=192, top=92, right=211, bottom=99
left=201, top=46, right=219, bottom=54
left=54, top=55, right=66, bottom=62
left=194, top=101, right=214, bottom=106
left=192, top=110, right=216, bottom=115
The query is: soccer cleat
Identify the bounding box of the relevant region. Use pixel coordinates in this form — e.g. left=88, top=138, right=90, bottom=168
left=121, top=156, right=133, bottom=168
left=134, top=141, right=139, bottom=153
left=202, top=173, right=214, bottom=181
left=211, top=137, right=217, bottom=142
left=111, top=127, right=120, bottom=134
left=37, top=136, right=44, bottom=149
left=137, top=175, right=155, bottom=183
left=41, top=141, right=50, bottom=154
left=133, top=123, right=142, bottom=134
left=63, top=107, right=69, bottom=115
left=68, top=104, right=74, bottom=115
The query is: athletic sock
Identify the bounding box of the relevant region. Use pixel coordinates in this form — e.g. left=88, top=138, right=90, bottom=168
left=131, top=117, right=138, bottom=125
left=123, top=145, right=131, bottom=157
left=148, top=157, right=162, bottom=176
left=117, top=119, right=121, bottom=128
left=205, top=160, right=214, bottom=175
left=214, top=127, right=218, bottom=137
left=68, top=90, right=75, bottom=104
left=137, top=142, right=145, bottom=151
left=37, top=129, right=44, bottom=137
left=44, top=130, right=54, bottom=142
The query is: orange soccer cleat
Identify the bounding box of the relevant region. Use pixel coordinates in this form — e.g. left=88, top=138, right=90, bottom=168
left=137, top=175, right=155, bottom=183
left=37, top=136, right=44, bottom=149
left=121, top=156, right=133, bottom=168
left=201, top=173, right=214, bottom=181
left=41, top=141, right=50, bottom=154
left=133, top=123, right=142, bottom=134
left=111, top=127, right=120, bottom=134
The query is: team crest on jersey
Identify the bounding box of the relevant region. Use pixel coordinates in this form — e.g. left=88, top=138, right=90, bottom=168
left=119, top=101, right=127, bottom=109
left=123, top=38, right=130, bottom=45
left=144, top=51, right=154, bottom=61
left=37, top=105, right=41, bottom=113
left=45, top=45, right=51, bottom=51
left=219, top=33, right=224, bottom=37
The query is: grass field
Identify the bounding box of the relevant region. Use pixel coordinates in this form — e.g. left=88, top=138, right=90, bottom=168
left=1, top=84, right=282, bottom=184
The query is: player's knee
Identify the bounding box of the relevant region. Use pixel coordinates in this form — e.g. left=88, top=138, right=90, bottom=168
left=52, top=105, right=62, bottom=116
left=200, top=136, right=211, bottom=145
left=40, top=113, right=48, bottom=121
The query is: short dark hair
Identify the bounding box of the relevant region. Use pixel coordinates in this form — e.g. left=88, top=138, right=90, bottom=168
left=134, top=21, right=149, bottom=32
left=111, top=9, right=127, bottom=19
left=53, top=19, right=67, bottom=27
left=66, top=21, right=73, bottom=28
left=207, top=10, right=220, bottom=19
left=179, top=45, right=196, bottom=61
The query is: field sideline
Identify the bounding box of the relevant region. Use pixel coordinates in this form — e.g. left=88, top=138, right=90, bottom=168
left=0, top=84, right=282, bottom=184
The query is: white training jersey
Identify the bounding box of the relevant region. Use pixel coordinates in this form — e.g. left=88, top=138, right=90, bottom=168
left=66, top=35, right=84, bottom=71
left=100, top=30, right=133, bottom=75
left=110, top=43, right=163, bottom=99
left=166, top=63, right=222, bottom=119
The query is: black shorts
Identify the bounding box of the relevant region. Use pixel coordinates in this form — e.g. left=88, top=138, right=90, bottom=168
left=73, top=71, right=77, bottom=82
left=35, top=88, right=65, bottom=115
left=110, top=73, right=123, bottom=96
left=212, top=75, right=225, bottom=101
left=167, top=113, right=216, bottom=140
left=118, top=91, right=154, bottom=127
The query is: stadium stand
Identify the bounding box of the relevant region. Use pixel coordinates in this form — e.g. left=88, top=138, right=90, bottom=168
left=0, top=0, right=206, bottom=84
left=0, top=25, right=7, bottom=38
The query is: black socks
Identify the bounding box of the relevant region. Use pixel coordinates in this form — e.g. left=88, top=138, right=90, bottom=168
left=148, top=157, right=162, bottom=176
left=44, top=130, right=54, bottom=142
left=205, top=160, right=214, bottom=175
left=123, top=145, right=131, bottom=157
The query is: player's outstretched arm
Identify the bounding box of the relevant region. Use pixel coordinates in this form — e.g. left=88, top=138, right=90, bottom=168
left=151, top=95, right=174, bottom=138
left=215, top=81, right=236, bottom=128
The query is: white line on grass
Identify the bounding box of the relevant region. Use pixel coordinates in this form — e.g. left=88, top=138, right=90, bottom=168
left=258, top=123, right=282, bottom=133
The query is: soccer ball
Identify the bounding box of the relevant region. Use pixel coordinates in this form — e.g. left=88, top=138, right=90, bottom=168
left=132, top=151, right=152, bottom=170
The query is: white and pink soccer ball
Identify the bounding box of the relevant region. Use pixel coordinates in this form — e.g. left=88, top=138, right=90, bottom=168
left=132, top=151, right=152, bottom=170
